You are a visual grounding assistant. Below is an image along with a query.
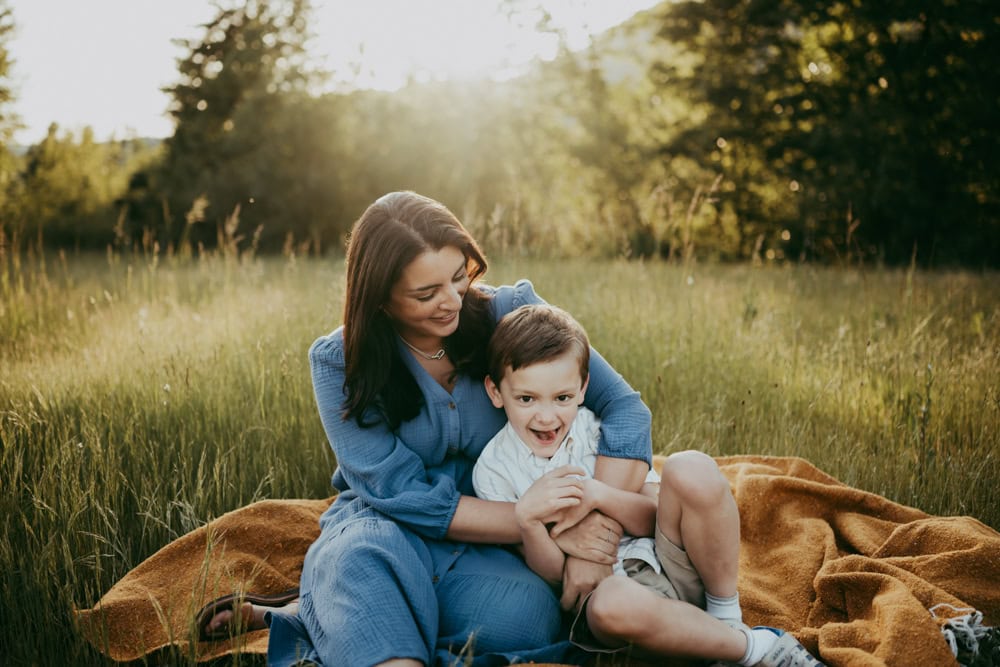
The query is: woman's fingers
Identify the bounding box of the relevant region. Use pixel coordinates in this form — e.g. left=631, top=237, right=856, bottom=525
left=587, top=512, right=623, bottom=540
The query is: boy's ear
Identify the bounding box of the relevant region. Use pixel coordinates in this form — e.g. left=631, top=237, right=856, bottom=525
left=578, top=373, right=590, bottom=404
left=484, top=376, right=505, bottom=409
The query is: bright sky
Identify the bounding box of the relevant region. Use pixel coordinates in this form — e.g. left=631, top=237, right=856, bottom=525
left=5, top=0, right=659, bottom=145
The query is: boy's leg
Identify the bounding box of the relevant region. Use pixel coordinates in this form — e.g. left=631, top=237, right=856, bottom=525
left=657, top=450, right=740, bottom=600
left=585, top=577, right=824, bottom=666
left=585, top=575, right=746, bottom=661
left=652, top=452, right=825, bottom=666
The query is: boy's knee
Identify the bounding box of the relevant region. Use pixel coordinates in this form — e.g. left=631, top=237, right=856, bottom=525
left=586, top=577, right=642, bottom=638
left=661, top=450, right=730, bottom=508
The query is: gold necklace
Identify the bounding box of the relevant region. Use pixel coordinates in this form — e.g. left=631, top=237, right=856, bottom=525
left=400, top=336, right=446, bottom=361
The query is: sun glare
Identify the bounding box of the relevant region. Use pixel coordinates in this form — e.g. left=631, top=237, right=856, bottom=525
left=7, top=0, right=660, bottom=143
left=312, top=0, right=659, bottom=90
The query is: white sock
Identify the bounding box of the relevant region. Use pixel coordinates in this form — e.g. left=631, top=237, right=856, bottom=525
left=737, top=626, right=780, bottom=666
left=705, top=591, right=743, bottom=624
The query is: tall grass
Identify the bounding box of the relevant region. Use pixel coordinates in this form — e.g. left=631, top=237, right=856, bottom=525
left=2, top=251, right=997, bottom=665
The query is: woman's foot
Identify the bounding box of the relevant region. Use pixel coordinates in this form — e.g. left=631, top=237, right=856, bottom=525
left=195, top=588, right=300, bottom=641
left=203, top=599, right=299, bottom=637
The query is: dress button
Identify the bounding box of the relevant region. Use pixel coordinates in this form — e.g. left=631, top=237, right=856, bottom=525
left=432, top=575, right=440, bottom=583
left=448, top=402, right=456, bottom=409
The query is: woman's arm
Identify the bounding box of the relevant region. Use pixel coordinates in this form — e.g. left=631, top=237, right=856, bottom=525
left=447, top=495, right=521, bottom=543
left=311, top=334, right=464, bottom=539
left=585, top=350, right=653, bottom=468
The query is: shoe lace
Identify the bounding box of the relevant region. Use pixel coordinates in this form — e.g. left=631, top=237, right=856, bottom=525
left=930, top=603, right=1000, bottom=667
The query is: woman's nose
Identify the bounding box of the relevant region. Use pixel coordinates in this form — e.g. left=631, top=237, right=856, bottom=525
left=441, top=284, right=463, bottom=310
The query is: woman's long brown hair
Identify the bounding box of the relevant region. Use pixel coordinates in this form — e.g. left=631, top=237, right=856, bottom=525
left=341, top=191, right=494, bottom=428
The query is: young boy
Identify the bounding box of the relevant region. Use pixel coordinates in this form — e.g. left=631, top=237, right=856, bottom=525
left=472, top=304, right=824, bottom=666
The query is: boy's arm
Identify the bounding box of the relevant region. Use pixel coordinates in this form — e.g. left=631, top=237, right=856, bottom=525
left=518, top=519, right=567, bottom=584
left=585, top=479, right=657, bottom=537
left=515, top=465, right=587, bottom=584
left=551, top=477, right=656, bottom=538
left=554, top=455, right=642, bottom=612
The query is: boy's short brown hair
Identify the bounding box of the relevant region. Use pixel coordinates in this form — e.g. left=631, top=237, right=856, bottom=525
left=487, top=304, right=590, bottom=386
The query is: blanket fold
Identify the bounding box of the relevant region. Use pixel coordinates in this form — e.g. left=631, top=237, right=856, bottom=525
left=75, top=456, right=1000, bottom=666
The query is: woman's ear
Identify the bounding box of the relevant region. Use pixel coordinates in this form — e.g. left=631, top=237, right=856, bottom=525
left=484, top=376, right=505, bottom=409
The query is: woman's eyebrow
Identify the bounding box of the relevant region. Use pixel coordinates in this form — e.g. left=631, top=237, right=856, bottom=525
left=407, top=260, right=466, bottom=293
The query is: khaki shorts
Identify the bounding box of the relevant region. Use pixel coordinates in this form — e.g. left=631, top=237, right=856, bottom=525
left=569, top=527, right=706, bottom=653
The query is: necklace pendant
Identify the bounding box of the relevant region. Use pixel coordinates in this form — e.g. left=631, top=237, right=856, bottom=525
left=400, top=335, right=447, bottom=361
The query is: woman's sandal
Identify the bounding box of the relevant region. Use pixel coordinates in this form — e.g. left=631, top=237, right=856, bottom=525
left=195, top=587, right=300, bottom=641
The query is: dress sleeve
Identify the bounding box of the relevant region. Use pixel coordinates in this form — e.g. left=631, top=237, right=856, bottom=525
left=309, top=333, right=460, bottom=540
left=586, top=346, right=653, bottom=467
left=494, top=280, right=653, bottom=467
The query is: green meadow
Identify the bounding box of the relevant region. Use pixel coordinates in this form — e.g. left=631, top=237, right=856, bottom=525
left=2, top=252, right=998, bottom=665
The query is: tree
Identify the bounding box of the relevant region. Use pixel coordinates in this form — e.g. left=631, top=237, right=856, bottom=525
left=0, top=1, right=21, bottom=234
left=9, top=124, right=146, bottom=250
left=158, top=0, right=317, bottom=251
left=651, top=0, right=1000, bottom=265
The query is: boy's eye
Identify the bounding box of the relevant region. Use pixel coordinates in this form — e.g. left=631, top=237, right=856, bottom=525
left=516, top=396, right=533, bottom=404
left=556, top=395, right=573, bottom=402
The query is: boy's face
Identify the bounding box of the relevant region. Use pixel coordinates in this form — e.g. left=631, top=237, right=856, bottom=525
left=484, top=352, right=588, bottom=459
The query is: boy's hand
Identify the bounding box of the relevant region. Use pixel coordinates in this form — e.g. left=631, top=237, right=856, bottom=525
left=550, top=478, right=607, bottom=537
left=515, top=465, right=585, bottom=528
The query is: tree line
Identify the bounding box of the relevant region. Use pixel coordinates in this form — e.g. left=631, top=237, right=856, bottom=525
left=1, top=0, right=997, bottom=266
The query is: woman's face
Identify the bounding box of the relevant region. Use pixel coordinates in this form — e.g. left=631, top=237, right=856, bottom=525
left=384, top=245, right=470, bottom=346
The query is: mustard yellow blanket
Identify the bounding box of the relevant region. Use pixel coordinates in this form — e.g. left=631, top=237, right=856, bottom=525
left=76, top=456, right=1000, bottom=665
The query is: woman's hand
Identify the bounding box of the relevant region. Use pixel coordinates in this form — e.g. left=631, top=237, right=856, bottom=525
left=551, top=510, right=622, bottom=564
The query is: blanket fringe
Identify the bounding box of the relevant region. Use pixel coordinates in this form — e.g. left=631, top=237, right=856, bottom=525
left=930, top=603, right=1000, bottom=667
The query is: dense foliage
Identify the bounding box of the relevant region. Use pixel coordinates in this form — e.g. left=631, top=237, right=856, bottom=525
left=653, top=0, right=1000, bottom=265
left=1, top=0, right=997, bottom=265
left=0, top=0, right=17, bottom=216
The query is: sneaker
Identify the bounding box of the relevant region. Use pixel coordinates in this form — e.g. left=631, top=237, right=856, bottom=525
left=751, top=627, right=825, bottom=667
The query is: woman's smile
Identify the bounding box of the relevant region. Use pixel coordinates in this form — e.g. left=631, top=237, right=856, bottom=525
left=383, top=245, right=469, bottom=348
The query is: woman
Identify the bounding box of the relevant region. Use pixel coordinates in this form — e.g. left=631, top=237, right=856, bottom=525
left=205, top=191, right=741, bottom=666
left=276, top=190, right=658, bottom=665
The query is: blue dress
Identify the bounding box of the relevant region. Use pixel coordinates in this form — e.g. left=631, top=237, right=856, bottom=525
left=267, top=280, right=653, bottom=666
